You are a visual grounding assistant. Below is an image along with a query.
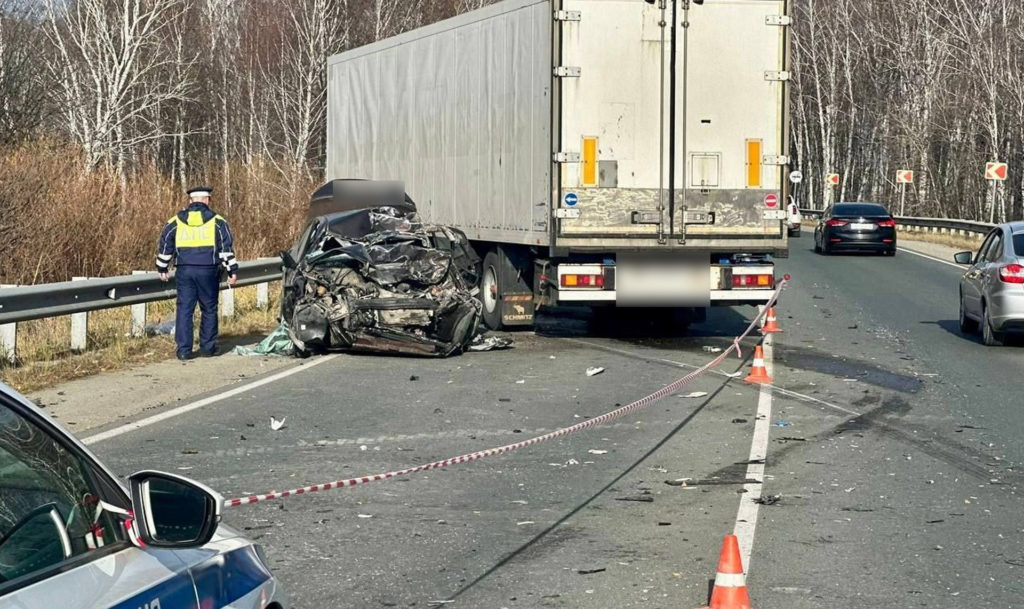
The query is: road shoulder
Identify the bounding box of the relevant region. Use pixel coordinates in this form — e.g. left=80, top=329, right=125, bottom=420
left=29, top=353, right=295, bottom=433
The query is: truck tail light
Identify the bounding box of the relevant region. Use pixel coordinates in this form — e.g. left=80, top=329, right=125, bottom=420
left=732, top=274, right=774, bottom=288
left=561, top=274, right=605, bottom=288
left=999, top=264, right=1024, bottom=284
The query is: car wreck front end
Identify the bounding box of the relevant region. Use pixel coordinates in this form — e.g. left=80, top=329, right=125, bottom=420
left=281, top=205, right=482, bottom=357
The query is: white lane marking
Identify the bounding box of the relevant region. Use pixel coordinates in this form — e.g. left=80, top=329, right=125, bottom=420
left=733, top=333, right=773, bottom=575
left=82, top=355, right=340, bottom=445
left=897, top=246, right=967, bottom=270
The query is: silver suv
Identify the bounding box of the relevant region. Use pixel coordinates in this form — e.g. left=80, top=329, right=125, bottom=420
left=955, top=222, right=1024, bottom=346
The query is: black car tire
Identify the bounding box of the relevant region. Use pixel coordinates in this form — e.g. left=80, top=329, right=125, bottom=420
left=480, top=250, right=503, bottom=331
left=813, top=236, right=821, bottom=253
left=959, top=295, right=978, bottom=334
left=982, top=305, right=1003, bottom=347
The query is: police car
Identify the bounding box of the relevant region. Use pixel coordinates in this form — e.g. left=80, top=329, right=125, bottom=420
left=0, top=381, right=287, bottom=609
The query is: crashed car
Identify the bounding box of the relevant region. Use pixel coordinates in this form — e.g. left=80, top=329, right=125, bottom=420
left=280, top=181, right=482, bottom=357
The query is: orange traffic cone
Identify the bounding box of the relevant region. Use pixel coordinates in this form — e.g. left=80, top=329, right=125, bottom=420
left=743, top=345, right=773, bottom=384
left=700, top=534, right=753, bottom=609
left=761, top=308, right=782, bottom=334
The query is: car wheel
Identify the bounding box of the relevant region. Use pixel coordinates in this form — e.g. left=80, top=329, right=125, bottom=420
left=982, top=304, right=1003, bottom=346
left=959, top=294, right=978, bottom=334
left=480, top=250, right=503, bottom=331
left=813, top=236, right=821, bottom=253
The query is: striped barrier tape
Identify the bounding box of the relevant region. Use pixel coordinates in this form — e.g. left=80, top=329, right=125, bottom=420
left=224, top=277, right=789, bottom=508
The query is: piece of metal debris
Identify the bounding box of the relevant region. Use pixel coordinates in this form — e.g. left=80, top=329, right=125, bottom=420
left=577, top=568, right=606, bottom=575
left=586, top=367, right=605, bottom=377
left=468, top=334, right=514, bottom=352
left=681, top=391, right=709, bottom=398
left=754, top=494, right=781, bottom=505
left=270, top=416, right=286, bottom=431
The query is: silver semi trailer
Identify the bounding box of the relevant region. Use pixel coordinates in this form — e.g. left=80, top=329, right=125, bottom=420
left=327, top=0, right=791, bottom=330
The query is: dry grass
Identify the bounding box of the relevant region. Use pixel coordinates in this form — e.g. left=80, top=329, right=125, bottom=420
left=0, top=140, right=316, bottom=284
left=0, top=285, right=282, bottom=394
left=898, top=230, right=983, bottom=252
left=0, top=139, right=309, bottom=392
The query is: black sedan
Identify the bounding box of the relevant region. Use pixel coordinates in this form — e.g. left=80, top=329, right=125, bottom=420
left=814, top=202, right=897, bottom=256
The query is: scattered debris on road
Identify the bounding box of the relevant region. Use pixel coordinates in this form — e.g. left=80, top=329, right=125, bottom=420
left=754, top=494, right=781, bottom=505
left=468, top=334, right=514, bottom=352
left=577, top=568, right=606, bottom=575
left=586, top=367, right=605, bottom=377
left=680, top=391, right=709, bottom=398
left=270, top=416, right=286, bottom=431
left=615, top=495, right=654, bottom=503
left=732, top=418, right=748, bottom=423
left=702, top=346, right=723, bottom=353
left=588, top=449, right=608, bottom=455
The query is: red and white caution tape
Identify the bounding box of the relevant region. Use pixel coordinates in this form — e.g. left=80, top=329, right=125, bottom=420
left=224, top=279, right=788, bottom=508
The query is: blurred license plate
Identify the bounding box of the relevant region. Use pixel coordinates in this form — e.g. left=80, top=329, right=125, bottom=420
left=851, top=222, right=875, bottom=230
left=617, top=253, right=710, bottom=306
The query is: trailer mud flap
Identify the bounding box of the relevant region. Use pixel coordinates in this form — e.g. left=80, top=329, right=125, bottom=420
left=497, top=247, right=535, bottom=326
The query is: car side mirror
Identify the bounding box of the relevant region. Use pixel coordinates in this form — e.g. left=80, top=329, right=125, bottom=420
left=953, top=251, right=974, bottom=265
left=280, top=250, right=298, bottom=269
left=129, top=471, right=222, bottom=548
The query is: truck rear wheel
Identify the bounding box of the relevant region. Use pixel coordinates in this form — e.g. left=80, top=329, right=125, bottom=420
left=480, top=250, right=503, bottom=330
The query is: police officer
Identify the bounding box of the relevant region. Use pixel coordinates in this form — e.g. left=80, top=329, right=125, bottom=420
left=156, top=187, right=239, bottom=360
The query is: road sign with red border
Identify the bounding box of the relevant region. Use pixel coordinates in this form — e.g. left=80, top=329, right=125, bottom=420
left=896, top=170, right=914, bottom=184
left=764, top=193, right=779, bottom=208
left=985, top=162, right=1008, bottom=181
left=825, top=173, right=840, bottom=186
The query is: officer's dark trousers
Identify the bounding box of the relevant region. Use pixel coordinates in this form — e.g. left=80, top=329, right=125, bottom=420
left=175, top=265, right=220, bottom=357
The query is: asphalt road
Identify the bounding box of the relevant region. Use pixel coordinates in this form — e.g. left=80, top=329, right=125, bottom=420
left=85, top=234, right=1023, bottom=609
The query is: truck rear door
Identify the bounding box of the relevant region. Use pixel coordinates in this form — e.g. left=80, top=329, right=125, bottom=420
left=553, top=0, right=790, bottom=252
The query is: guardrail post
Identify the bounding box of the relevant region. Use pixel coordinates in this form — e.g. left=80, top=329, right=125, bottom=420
left=220, top=285, right=235, bottom=319
left=70, top=277, right=88, bottom=353
left=0, top=284, right=17, bottom=364
left=256, top=282, right=269, bottom=310
left=131, top=271, right=149, bottom=337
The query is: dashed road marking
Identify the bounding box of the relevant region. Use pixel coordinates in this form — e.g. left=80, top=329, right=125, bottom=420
left=82, top=355, right=340, bottom=445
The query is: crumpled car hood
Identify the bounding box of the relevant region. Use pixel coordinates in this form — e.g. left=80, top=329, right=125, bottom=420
left=282, top=207, right=482, bottom=357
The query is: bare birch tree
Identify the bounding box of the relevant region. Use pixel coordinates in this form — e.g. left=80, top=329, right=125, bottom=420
left=42, top=0, right=195, bottom=173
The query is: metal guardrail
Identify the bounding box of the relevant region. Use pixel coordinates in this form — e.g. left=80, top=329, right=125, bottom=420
left=0, top=259, right=283, bottom=325
left=798, top=208, right=995, bottom=236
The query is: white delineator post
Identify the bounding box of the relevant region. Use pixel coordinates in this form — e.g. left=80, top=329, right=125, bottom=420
left=131, top=271, right=149, bottom=337
left=71, top=277, right=88, bottom=352
left=220, top=282, right=235, bottom=318
left=0, top=284, right=16, bottom=364
left=256, top=282, right=269, bottom=310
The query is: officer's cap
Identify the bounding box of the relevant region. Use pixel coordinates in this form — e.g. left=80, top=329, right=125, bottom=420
left=187, top=186, right=213, bottom=198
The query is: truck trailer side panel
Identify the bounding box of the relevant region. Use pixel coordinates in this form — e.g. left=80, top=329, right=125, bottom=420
left=327, top=0, right=552, bottom=247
